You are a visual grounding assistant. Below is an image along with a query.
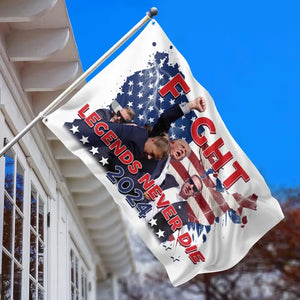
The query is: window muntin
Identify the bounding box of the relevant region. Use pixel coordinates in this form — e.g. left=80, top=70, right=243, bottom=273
left=1, top=148, right=47, bottom=300
left=70, top=248, right=89, bottom=300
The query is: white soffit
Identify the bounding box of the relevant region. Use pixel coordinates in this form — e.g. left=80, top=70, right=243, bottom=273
left=0, top=0, right=57, bottom=22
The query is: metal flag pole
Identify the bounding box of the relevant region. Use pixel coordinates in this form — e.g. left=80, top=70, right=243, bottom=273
left=0, top=7, right=158, bottom=157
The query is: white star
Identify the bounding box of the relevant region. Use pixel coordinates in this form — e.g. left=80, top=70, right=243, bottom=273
left=159, top=108, right=164, bottom=115
left=159, top=58, right=166, bottom=68
left=138, top=92, right=143, bottom=98
left=159, top=74, right=164, bottom=80
left=159, top=97, right=164, bottom=103
left=156, top=229, right=165, bottom=238
left=170, top=134, right=176, bottom=139
left=90, top=147, right=99, bottom=155
left=137, top=103, right=143, bottom=109
left=169, top=99, right=175, bottom=105
left=80, top=136, right=89, bottom=144
left=191, top=116, right=196, bottom=122
left=149, top=218, right=157, bottom=227
left=149, top=71, right=154, bottom=77
left=139, top=71, right=143, bottom=77
left=180, top=125, right=186, bottom=131
left=148, top=94, right=154, bottom=100
left=148, top=117, right=154, bottom=123
left=148, top=83, right=154, bottom=89
left=171, top=123, right=176, bottom=128
left=128, top=81, right=134, bottom=86
left=70, top=125, right=79, bottom=134
left=99, top=157, right=109, bottom=166
left=138, top=114, right=144, bottom=120
left=127, top=101, right=133, bottom=107
left=148, top=106, right=154, bottom=112
left=127, top=90, right=132, bottom=96
left=138, top=81, right=143, bottom=87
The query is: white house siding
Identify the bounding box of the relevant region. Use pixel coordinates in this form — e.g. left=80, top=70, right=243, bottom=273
left=0, top=64, right=99, bottom=299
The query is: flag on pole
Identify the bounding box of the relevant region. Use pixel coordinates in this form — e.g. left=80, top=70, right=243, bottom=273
left=43, top=20, right=284, bottom=286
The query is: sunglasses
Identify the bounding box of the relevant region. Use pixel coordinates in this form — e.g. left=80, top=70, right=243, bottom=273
left=187, top=177, right=201, bottom=193
left=116, top=111, right=127, bottom=123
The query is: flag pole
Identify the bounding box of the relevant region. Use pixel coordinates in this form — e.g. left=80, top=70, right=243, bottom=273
left=0, top=7, right=158, bottom=157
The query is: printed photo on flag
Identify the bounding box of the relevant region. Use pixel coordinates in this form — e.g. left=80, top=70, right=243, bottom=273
left=43, top=20, right=284, bottom=286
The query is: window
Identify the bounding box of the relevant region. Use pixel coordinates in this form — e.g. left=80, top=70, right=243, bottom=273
left=70, top=248, right=89, bottom=300
left=1, top=149, right=24, bottom=299
left=29, top=185, right=46, bottom=299
left=1, top=148, right=48, bottom=300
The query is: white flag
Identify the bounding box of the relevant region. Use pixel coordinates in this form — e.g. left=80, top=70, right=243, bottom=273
left=44, top=20, right=284, bottom=286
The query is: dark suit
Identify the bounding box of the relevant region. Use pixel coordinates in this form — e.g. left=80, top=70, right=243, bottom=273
left=64, top=118, right=148, bottom=171
left=95, top=108, right=114, bottom=122
left=149, top=104, right=184, bottom=137
left=149, top=201, right=189, bottom=243
left=141, top=104, right=184, bottom=175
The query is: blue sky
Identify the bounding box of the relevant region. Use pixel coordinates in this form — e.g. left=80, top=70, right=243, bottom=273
left=65, top=1, right=300, bottom=191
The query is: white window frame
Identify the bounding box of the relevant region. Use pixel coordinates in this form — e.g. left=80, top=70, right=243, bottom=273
left=1, top=146, right=26, bottom=299
left=69, top=238, right=90, bottom=300
left=28, top=180, right=48, bottom=300
left=0, top=135, right=48, bottom=300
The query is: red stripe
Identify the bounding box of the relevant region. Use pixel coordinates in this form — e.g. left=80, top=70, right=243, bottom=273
left=170, top=160, right=190, bottom=181
left=194, top=193, right=216, bottom=225
left=209, top=188, right=230, bottom=213
left=188, top=150, right=214, bottom=188
left=186, top=203, right=200, bottom=224
left=189, top=150, right=230, bottom=213
left=232, top=193, right=258, bottom=211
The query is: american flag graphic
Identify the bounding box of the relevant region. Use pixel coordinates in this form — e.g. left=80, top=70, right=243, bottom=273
left=64, top=50, right=258, bottom=236
left=113, top=51, right=259, bottom=230
left=114, top=51, right=195, bottom=143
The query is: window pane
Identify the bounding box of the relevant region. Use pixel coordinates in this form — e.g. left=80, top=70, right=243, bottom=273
left=1, top=251, right=12, bottom=299
left=81, top=269, right=88, bottom=299
left=13, top=263, right=22, bottom=300
left=15, top=210, right=23, bottom=263
left=70, top=249, right=90, bottom=300
left=38, top=288, right=44, bottom=300
left=84, top=277, right=88, bottom=300
left=81, top=270, right=84, bottom=297
left=3, top=196, right=13, bottom=252
left=38, top=241, right=44, bottom=287
left=71, top=286, right=75, bottom=300
left=38, top=200, right=44, bottom=241
left=31, top=189, right=37, bottom=231
left=29, top=279, right=36, bottom=300
left=30, top=231, right=37, bottom=278
left=5, top=152, right=14, bottom=199
left=75, top=257, right=79, bottom=288
left=70, top=250, right=74, bottom=283
left=16, top=161, right=24, bottom=212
